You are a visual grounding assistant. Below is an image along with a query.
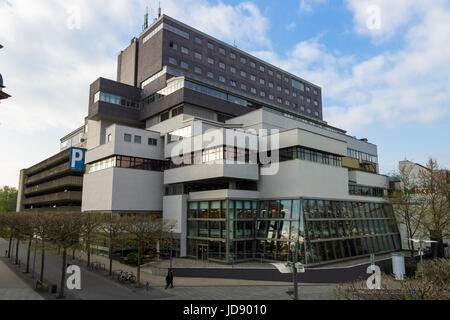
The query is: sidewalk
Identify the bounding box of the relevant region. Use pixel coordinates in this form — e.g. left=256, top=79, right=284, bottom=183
left=78, top=251, right=292, bottom=287
left=0, top=258, right=44, bottom=300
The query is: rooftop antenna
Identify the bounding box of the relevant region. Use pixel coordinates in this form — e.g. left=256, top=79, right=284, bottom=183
left=233, top=39, right=237, bottom=48
left=142, top=6, right=149, bottom=31
left=158, top=1, right=162, bottom=18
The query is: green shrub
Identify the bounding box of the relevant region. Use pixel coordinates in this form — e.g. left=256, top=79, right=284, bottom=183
left=405, top=263, right=417, bottom=278
left=126, top=252, right=138, bottom=266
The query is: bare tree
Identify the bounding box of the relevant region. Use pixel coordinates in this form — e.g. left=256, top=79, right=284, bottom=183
left=418, top=159, right=450, bottom=258
left=0, top=212, right=14, bottom=258
left=122, top=215, right=172, bottom=287
left=80, top=211, right=104, bottom=267
left=387, top=165, right=427, bottom=260
left=47, top=212, right=82, bottom=299
left=97, top=213, right=124, bottom=276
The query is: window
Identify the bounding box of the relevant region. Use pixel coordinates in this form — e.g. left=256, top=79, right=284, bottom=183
left=171, top=106, right=183, bottom=117
left=124, top=133, right=132, bottom=142
left=307, top=108, right=311, bottom=113
left=314, top=111, right=319, bottom=116
left=293, top=103, right=297, bottom=108
left=268, top=70, right=273, bottom=76
left=259, top=65, right=265, bottom=72
left=285, top=100, right=290, bottom=106
left=207, top=57, right=214, bottom=64
left=250, top=87, right=256, bottom=94
left=134, top=135, right=141, bottom=144
left=240, top=57, right=246, bottom=64
left=259, top=78, right=265, bottom=85
left=207, top=42, right=214, bottom=49
left=250, top=75, right=256, bottom=81
left=314, top=89, right=318, bottom=95
left=284, top=77, right=289, bottom=83
left=300, top=106, right=305, bottom=111
left=293, top=92, right=297, bottom=97
left=285, top=89, right=290, bottom=94
left=292, top=79, right=305, bottom=91
left=219, top=75, right=225, bottom=82
left=194, top=36, right=202, bottom=44
left=230, top=80, right=236, bottom=87
left=148, top=138, right=157, bottom=146
left=207, top=71, right=214, bottom=78
left=181, top=46, right=189, bottom=54
left=219, top=62, right=225, bottom=69
left=277, top=97, right=282, bottom=103
left=180, top=61, right=189, bottom=70
left=306, top=86, right=310, bottom=92
left=277, top=74, right=282, bottom=80
left=240, top=83, right=247, bottom=90
left=277, top=86, right=281, bottom=91
left=314, top=100, right=319, bottom=106
left=230, top=66, right=236, bottom=73
left=168, top=57, right=177, bottom=65
left=219, top=47, right=225, bottom=55
left=194, top=66, right=202, bottom=74
left=268, top=82, right=274, bottom=88
left=230, top=52, right=236, bottom=59
left=260, top=91, right=265, bottom=97
left=269, top=94, right=274, bottom=100
left=107, top=134, right=112, bottom=142
left=169, top=41, right=177, bottom=50
left=194, top=52, right=202, bottom=60
left=161, top=111, right=169, bottom=121
left=307, top=98, right=311, bottom=103
left=250, top=61, right=256, bottom=68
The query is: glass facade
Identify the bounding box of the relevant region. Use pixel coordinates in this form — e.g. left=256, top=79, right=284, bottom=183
left=186, top=199, right=401, bottom=264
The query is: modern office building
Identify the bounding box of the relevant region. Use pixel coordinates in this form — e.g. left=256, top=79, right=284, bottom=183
left=79, top=14, right=401, bottom=265
left=17, top=14, right=402, bottom=265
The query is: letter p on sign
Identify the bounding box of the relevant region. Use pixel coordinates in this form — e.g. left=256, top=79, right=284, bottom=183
left=69, top=147, right=85, bottom=170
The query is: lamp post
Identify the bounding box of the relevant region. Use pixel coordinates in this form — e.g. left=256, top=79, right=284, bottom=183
left=409, top=238, right=437, bottom=279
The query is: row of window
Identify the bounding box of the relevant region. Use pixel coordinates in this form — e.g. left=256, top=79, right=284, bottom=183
left=349, top=184, right=385, bottom=197
left=87, top=155, right=166, bottom=173
left=93, top=91, right=139, bottom=109
left=347, top=148, right=378, bottom=164
left=303, top=200, right=393, bottom=219
left=306, top=219, right=397, bottom=240
left=278, top=146, right=343, bottom=167
left=168, top=39, right=319, bottom=96
left=168, top=57, right=319, bottom=111
left=307, top=235, right=400, bottom=263
left=123, top=133, right=158, bottom=146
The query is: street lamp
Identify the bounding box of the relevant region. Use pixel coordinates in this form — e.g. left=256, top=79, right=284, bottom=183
left=409, top=238, right=437, bottom=278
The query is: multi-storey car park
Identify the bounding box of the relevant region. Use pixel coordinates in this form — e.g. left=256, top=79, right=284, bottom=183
left=17, top=14, right=401, bottom=265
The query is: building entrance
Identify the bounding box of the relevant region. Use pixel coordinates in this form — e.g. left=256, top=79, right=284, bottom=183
left=197, top=244, right=208, bottom=260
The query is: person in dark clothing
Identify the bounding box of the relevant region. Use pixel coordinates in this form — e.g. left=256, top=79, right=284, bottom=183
left=165, top=269, right=174, bottom=289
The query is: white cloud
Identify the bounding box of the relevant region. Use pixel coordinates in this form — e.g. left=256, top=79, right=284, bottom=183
left=299, top=0, right=327, bottom=14
left=0, top=0, right=271, bottom=187
left=345, top=0, right=450, bottom=43
left=251, top=1, right=450, bottom=134
left=286, top=22, right=296, bottom=32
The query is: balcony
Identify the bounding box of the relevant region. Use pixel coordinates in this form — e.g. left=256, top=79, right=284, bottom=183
left=25, top=149, right=70, bottom=177
left=24, top=176, right=83, bottom=196
left=24, top=191, right=82, bottom=206
left=26, top=162, right=73, bottom=186
left=164, top=163, right=259, bottom=185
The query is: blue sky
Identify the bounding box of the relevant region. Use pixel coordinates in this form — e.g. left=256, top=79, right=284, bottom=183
left=0, top=0, right=449, bottom=187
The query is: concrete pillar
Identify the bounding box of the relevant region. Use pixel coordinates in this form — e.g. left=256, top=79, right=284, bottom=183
left=16, top=169, right=26, bottom=212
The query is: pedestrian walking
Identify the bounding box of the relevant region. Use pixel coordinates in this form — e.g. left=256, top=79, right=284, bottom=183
left=165, top=268, right=174, bottom=289
left=5, top=250, right=7, bottom=257
left=146, top=281, right=150, bottom=291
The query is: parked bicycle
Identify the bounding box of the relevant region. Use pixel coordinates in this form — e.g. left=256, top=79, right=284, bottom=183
left=118, top=270, right=136, bottom=284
